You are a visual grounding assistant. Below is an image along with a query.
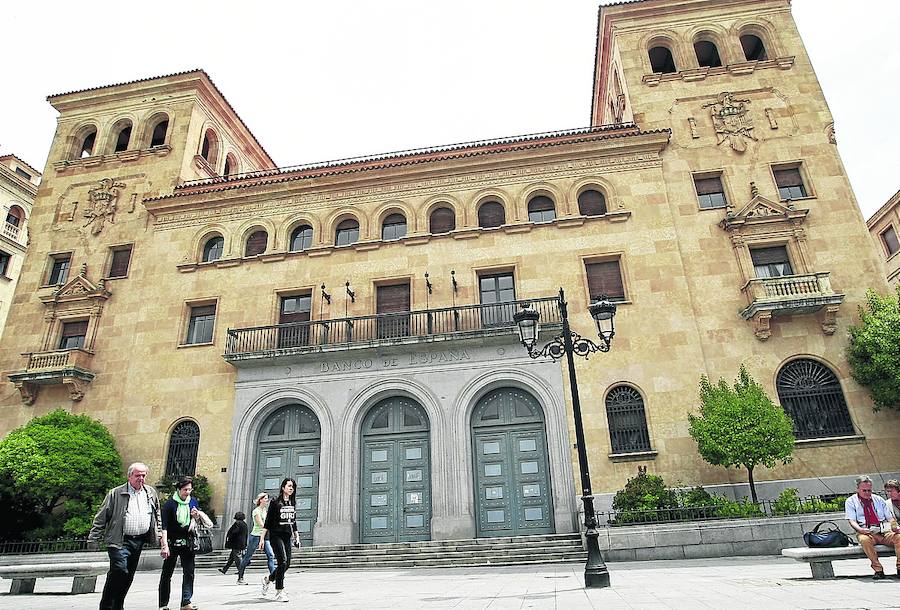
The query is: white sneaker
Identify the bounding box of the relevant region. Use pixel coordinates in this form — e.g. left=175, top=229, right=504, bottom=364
left=274, top=590, right=290, bottom=603
left=261, top=575, right=271, bottom=597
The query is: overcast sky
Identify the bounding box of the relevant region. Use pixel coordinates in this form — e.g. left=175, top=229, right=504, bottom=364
left=1, top=1, right=897, bottom=218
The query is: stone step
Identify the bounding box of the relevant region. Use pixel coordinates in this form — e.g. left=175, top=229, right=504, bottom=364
left=199, top=552, right=586, bottom=570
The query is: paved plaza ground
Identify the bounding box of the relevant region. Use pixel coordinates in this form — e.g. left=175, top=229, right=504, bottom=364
left=1, top=555, right=898, bottom=609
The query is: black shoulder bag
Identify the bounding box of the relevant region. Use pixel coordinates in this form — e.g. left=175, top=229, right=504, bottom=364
left=803, top=520, right=853, bottom=548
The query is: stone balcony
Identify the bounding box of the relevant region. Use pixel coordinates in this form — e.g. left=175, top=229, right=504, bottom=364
left=2, top=221, right=20, bottom=242
left=8, top=349, right=96, bottom=405
left=739, top=272, right=845, bottom=340
left=224, top=296, right=562, bottom=366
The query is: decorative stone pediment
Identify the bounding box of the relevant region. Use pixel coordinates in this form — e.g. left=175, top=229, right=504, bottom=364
left=40, top=264, right=111, bottom=306
left=720, top=190, right=808, bottom=232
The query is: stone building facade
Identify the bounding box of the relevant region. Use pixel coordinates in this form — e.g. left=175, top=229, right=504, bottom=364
left=867, top=189, right=900, bottom=288
left=1, top=0, right=897, bottom=544
left=0, top=154, right=41, bottom=340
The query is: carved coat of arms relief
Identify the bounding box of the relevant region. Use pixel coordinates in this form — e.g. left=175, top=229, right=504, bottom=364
left=703, top=91, right=757, bottom=152
left=83, top=178, right=126, bottom=235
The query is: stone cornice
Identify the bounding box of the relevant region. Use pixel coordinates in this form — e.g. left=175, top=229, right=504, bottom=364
left=0, top=164, right=38, bottom=197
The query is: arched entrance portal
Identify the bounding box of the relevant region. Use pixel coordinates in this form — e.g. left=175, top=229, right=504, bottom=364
left=471, top=388, right=554, bottom=537
left=359, top=397, right=431, bottom=543
left=255, top=404, right=321, bottom=547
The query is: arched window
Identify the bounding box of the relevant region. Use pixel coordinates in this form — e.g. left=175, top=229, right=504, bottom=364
left=605, top=386, right=652, bottom=454
left=149, top=117, right=169, bottom=147
left=166, top=420, right=200, bottom=477
left=381, top=213, right=407, bottom=240
left=202, top=235, right=224, bottom=262
left=740, top=34, right=767, bottom=61
left=78, top=128, right=97, bottom=158
left=113, top=121, right=132, bottom=153
left=776, top=359, right=855, bottom=440
left=649, top=46, right=677, bottom=73
left=201, top=129, right=218, bottom=166
left=527, top=195, right=556, bottom=223
left=223, top=153, right=238, bottom=176
left=5, top=205, right=24, bottom=228
left=429, top=206, right=456, bottom=234
left=335, top=218, right=360, bottom=246
left=694, top=40, right=722, bottom=68
left=290, top=225, right=313, bottom=252
left=477, top=201, right=505, bottom=229
left=578, top=189, right=608, bottom=216
left=245, top=230, right=268, bottom=256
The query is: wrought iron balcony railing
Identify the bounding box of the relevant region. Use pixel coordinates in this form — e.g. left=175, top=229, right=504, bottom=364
left=225, top=297, right=561, bottom=362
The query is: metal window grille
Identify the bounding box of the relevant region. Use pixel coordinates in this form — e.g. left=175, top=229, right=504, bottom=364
left=776, top=359, right=854, bottom=440
left=166, top=420, right=200, bottom=477
left=605, top=386, right=652, bottom=453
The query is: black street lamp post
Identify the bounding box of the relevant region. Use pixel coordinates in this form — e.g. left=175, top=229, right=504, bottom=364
left=513, top=287, right=617, bottom=589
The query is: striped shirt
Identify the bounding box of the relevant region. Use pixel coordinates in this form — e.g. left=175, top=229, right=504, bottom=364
left=122, top=483, right=152, bottom=536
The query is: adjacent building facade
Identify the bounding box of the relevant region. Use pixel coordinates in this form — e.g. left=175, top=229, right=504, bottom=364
left=2, top=0, right=897, bottom=545
left=867, top=189, right=900, bottom=288
left=0, top=154, right=41, bottom=340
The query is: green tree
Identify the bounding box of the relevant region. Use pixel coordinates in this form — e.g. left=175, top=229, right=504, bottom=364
left=0, top=409, right=122, bottom=539
left=688, top=366, right=795, bottom=503
left=847, top=288, right=900, bottom=411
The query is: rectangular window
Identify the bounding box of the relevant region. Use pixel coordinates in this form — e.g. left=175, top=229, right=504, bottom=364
left=48, top=253, right=72, bottom=285
left=693, top=175, right=728, bottom=209
left=750, top=246, right=794, bottom=278
left=278, top=293, right=311, bottom=347
left=107, top=245, right=133, bottom=278
left=584, top=260, right=626, bottom=302
left=58, top=320, right=88, bottom=350
left=881, top=225, right=900, bottom=257
left=15, top=167, right=32, bottom=180
left=185, top=303, right=216, bottom=345
left=773, top=166, right=808, bottom=201
left=376, top=282, right=411, bottom=338
left=479, top=272, right=516, bottom=327
left=0, top=251, right=10, bottom=277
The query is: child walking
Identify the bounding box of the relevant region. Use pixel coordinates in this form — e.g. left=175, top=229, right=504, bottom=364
left=218, top=512, right=247, bottom=575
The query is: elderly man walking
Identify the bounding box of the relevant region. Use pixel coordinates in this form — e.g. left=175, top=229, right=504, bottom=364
left=88, top=462, right=168, bottom=610
left=845, top=474, right=900, bottom=580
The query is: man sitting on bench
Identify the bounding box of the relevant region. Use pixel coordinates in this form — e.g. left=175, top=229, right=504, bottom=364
left=845, top=475, right=900, bottom=580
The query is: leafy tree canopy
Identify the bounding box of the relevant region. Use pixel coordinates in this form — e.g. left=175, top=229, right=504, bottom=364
left=0, top=409, right=122, bottom=538
left=847, top=288, right=900, bottom=411
left=688, top=366, right=795, bottom=502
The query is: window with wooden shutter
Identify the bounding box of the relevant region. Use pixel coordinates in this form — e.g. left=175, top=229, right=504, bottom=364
left=694, top=175, right=727, bottom=209
left=376, top=283, right=411, bottom=338
left=584, top=260, right=625, bottom=302
left=107, top=245, right=133, bottom=278
left=245, top=230, right=268, bottom=257
left=381, top=214, right=407, bottom=240
left=773, top=166, right=807, bottom=200
left=527, top=196, right=556, bottom=223
left=429, top=207, right=456, bottom=234
left=477, top=202, right=505, bottom=228
left=578, top=190, right=607, bottom=216
left=279, top=294, right=312, bottom=347
left=59, top=320, right=88, bottom=350
left=185, top=304, right=216, bottom=345
left=750, top=246, right=793, bottom=278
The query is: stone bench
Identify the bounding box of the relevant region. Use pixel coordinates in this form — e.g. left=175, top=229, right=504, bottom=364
left=0, top=561, right=108, bottom=594
left=782, top=545, right=893, bottom=579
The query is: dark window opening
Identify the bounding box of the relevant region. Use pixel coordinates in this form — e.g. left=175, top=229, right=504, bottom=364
left=114, top=125, right=132, bottom=153
left=14, top=167, right=32, bottom=180
left=335, top=219, right=360, bottom=246
left=0, top=251, right=10, bottom=277
left=279, top=293, right=312, bottom=348
left=186, top=304, right=216, bottom=345
left=150, top=120, right=169, bottom=147
left=79, top=130, right=96, bottom=158
left=376, top=283, right=411, bottom=338
left=479, top=273, right=516, bottom=327
left=201, top=130, right=218, bottom=165
left=774, top=167, right=808, bottom=200
left=750, top=246, right=794, bottom=278
left=107, top=245, right=133, bottom=278
left=48, top=254, right=71, bottom=285
left=740, top=34, right=768, bottom=61
left=578, top=189, right=607, bottom=216
left=290, top=225, right=313, bottom=252
left=776, top=359, right=854, bottom=440
left=224, top=155, right=236, bottom=176
left=381, top=214, right=407, bottom=240
left=649, top=46, right=677, bottom=73
left=881, top=226, right=900, bottom=256
left=585, top=260, right=626, bottom=302
left=478, top=201, right=505, bottom=228
left=694, top=40, right=722, bottom=68
left=6, top=208, right=23, bottom=227
left=166, top=420, right=200, bottom=477
left=429, top=207, right=456, bottom=234
left=245, top=230, right=268, bottom=257
left=606, top=386, right=652, bottom=454
left=58, top=320, right=88, bottom=350
left=202, top=236, right=224, bottom=263
left=527, top=196, right=556, bottom=223
left=694, top=175, right=728, bottom=209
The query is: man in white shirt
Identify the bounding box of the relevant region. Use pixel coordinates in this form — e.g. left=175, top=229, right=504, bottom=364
left=845, top=475, right=900, bottom=580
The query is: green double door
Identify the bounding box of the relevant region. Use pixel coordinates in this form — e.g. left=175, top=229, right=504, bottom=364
left=360, top=398, right=432, bottom=544
left=255, top=405, right=320, bottom=547
left=472, top=388, right=554, bottom=537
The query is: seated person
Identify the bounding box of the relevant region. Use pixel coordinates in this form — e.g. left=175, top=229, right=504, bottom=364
left=845, top=475, right=900, bottom=580
left=885, top=479, right=900, bottom=529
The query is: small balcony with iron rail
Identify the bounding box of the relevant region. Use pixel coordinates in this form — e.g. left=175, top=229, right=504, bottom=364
left=224, top=297, right=562, bottom=366
left=8, top=349, right=96, bottom=405
left=739, top=272, right=845, bottom=340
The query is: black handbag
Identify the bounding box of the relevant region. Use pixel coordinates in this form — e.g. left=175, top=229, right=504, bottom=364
left=803, top=520, right=853, bottom=548
left=191, top=531, right=214, bottom=554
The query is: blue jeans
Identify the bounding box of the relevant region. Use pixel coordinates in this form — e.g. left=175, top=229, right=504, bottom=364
left=158, top=544, right=195, bottom=608
left=100, top=535, right=144, bottom=610
left=237, top=534, right=275, bottom=579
